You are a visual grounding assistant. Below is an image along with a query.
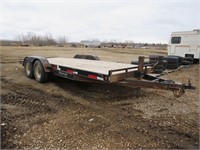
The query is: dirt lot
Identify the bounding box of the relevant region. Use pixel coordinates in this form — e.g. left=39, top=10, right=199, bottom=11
left=1, top=46, right=199, bottom=149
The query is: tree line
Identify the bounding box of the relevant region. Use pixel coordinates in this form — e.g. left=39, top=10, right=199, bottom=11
left=15, top=32, right=68, bottom=46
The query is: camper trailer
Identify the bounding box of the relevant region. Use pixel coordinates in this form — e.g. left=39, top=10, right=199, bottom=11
left=168, top=29, right=200, bottom=62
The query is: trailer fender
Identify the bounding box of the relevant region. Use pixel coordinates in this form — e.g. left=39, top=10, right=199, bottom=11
left=23, top=56, right=51, bottom=72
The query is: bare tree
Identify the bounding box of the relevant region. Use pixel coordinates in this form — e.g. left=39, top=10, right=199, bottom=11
left=124, top=40, right=134, bottom=44
left=43, top=33, right=56, bottom=46
left=57, top=36, right=68, bottom=46
left=15, top=32, right=71, bottom=46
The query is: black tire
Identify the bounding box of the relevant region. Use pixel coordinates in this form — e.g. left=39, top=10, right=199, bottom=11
left=24, top=58, right=34, bottom=79
left=33, top=60, right=48, bottom=83
left=166, top=64, right=179, bottom=69
left=149, top=60, right=157, bottom=64
left=181, top=60, right=190, bottom=66
left=167, top=55, right=184, bottom=65
left=154, top=64, right=164, bottom=69
left=165, top=56, right=179, bottom=63
left=74, top=54, right=100, bottom=60
left=183, top=57, right=194, bottom=64
left=193, top=59, right=199, bottom=64
left=178, top=57, right=184, bottom=65
left=149, top=60, right=165, bottom=65
left=157, top=61, right=165, bottom=65
left=163, top=60, right=167, bottom=69
left=149, top=55, right=164, bottom=65
left=153, top=68, right=164, bottom=74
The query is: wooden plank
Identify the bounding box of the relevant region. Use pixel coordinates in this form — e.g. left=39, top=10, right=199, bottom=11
left=47, top=57, right=137, bottom=75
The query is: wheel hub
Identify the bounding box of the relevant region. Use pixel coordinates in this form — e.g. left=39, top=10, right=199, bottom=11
left=35, top=64, right=41, bottom=80
left=26, top=63, right=30, bottom=75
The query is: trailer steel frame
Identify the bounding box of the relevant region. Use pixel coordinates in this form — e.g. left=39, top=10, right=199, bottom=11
left=21, top=56, right=195, bottom=97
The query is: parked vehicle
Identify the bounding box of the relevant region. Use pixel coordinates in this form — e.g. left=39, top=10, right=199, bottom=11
left=168, top=29, right=200, bottom=63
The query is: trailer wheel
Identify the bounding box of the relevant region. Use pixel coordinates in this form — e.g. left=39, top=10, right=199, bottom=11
left=24, top=58, right=34, bottom=79
left=33, top=60, right=48, bottom=83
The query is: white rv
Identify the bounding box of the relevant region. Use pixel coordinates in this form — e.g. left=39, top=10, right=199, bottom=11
left=168, top=29, right=200, bottom=61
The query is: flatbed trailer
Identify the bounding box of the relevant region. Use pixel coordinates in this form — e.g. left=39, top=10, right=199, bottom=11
left=22, top=55, right=195, bottom=97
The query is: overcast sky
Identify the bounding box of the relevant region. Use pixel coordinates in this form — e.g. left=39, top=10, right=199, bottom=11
left=1, top=0, right=199, bottom=43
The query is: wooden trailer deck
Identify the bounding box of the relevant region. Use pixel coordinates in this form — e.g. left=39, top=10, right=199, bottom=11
left=47, top=57, right=138, bottom=75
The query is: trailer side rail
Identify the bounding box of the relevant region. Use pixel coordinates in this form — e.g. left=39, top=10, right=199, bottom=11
left=50, top=63, right=144, bottom=83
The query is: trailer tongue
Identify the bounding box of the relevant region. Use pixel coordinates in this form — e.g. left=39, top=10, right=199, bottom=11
left=22, top=55, right=195, bottom=97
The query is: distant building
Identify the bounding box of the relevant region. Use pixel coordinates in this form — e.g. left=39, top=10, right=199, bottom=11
left=134, top=44, right=143, bottom=49
left=81, top=40, right=101, bottom=47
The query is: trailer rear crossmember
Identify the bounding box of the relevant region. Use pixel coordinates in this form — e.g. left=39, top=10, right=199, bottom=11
left=21, top=56, right=195, bottom=97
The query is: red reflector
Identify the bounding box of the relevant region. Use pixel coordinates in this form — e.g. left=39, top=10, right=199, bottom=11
left=66, top=69, right=73, bottom=74
left=88, top=74, right=97, bottom=79
left=104, top=76, right=108, bottom=80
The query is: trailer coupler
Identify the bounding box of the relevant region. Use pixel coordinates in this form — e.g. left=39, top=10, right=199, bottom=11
left=152, top=79, right=195, bottom=97
left=172, top=80, right=195, bottom=97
